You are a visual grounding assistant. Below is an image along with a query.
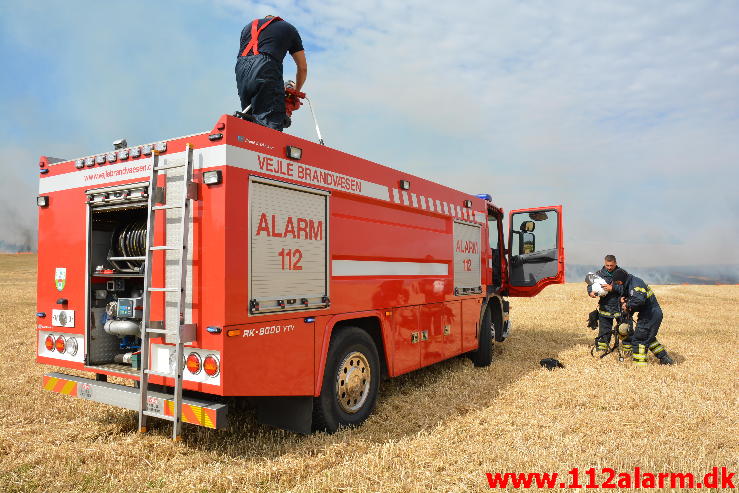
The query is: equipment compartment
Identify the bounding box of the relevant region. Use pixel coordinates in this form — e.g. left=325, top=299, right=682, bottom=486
left=86, top=183, right=150, bottom=373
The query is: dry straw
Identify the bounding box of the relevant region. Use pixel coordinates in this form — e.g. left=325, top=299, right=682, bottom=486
left=0, top=254, right=736, bottom=492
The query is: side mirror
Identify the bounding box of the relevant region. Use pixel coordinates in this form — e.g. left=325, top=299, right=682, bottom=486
left=522, top=232, right=535, bottom=254
left=520, top=220, right=535, bottom=232
left=529, top=211, right=548, bottom=221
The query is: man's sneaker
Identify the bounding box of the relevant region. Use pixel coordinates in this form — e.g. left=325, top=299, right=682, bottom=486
left=659, top=355, right=675, bottom=365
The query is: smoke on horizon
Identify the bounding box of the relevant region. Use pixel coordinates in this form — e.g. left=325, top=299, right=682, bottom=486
left=567, top=264, right=739, bottom=285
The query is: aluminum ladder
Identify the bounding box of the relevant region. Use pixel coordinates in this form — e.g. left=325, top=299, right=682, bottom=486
left=138, top=143, right=197, bottom=440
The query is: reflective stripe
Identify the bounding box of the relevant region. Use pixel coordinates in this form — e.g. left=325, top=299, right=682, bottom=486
left=622, top=345, right=632, bottom=350
left=43, top=375, right=79, bottom=396
left=634, top=286, right=654, bottom=298
left=633, top=361, right=648, bottom=366
left=598, top=309, right=621, bottom=317
left=650, top=345, right=665, bottom=354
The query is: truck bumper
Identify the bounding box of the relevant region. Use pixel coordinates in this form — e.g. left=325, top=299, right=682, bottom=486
left=43, top=372, right=228, bottom=429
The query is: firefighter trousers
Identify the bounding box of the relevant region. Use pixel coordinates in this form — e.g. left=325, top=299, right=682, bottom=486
left=595, top=315, right=616, bottom=350
left=235, top=54, right=287, bottom=131
left=630, top=303, right=670, bottom=365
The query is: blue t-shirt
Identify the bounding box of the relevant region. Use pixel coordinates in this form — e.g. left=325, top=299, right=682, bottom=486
left=238, top=18, right=304, bottom=63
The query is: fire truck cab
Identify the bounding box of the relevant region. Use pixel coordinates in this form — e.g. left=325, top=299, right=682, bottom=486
left=36, top=114, right=564, bottom=435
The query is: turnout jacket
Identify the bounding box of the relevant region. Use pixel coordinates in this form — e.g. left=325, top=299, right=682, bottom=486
left=622, top=274, right=658, bottom=312
left=587, top=266, right=622, bottom=317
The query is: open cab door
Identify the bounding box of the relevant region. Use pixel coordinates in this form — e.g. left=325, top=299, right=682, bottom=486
left=506, top=205, right=564, bottom=297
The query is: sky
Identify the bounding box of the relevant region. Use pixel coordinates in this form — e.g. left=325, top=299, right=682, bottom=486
left=1, top=0, right=737, bottom=267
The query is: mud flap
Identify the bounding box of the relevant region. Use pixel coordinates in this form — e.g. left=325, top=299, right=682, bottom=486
left=256, top=396, right=313, bottom=434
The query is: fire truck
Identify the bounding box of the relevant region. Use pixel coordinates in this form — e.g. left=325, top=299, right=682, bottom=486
left=36, top=114, right=564, bottom=438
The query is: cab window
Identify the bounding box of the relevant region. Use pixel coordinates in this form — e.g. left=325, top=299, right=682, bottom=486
left=509, top=209, right=559, bottom=286
left=488, top=215, right=502, bottom=286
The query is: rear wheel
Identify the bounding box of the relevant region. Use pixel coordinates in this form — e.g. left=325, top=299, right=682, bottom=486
left=471, top=307, right=493, bottom=367
left=313, top=327, right=380, bottom=432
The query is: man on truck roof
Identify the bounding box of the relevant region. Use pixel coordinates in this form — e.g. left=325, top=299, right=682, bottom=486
left=235, top=15, right=308, bottom=131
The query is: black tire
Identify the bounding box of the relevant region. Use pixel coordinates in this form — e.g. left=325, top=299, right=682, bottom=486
left=313, top=327, right=380, bottom=433
left=471, top=307, right=493, bottom=367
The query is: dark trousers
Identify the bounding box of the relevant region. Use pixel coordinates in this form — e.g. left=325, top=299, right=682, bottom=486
left=235, top=54, right=286, bottom=131
left=596, top=315, right=616, bottom=345
left=632, top=303, right=663, bottom=348
left=631, top=303, right=670, bottom=363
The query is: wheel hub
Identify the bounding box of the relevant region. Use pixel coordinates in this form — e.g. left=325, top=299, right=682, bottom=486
left=335, top=351, right=371, bottom=414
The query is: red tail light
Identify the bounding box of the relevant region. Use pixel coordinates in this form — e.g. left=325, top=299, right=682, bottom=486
left=55, top=336, right=66, bottom=354
left=45, top=335, right=55, bottom=351
left=185, top=353, right=202, bottom=374
left=203, top=355, right=220, bottom=377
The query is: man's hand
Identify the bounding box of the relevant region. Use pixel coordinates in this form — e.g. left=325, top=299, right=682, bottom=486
left=602, top=283, right=612, bottom=292
left=621, top=302, right=628, bottom=312
left=588, top=292, right=597, bottom=298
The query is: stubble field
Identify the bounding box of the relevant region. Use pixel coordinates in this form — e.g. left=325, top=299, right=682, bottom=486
left=0, top=254, right=736, bottom=492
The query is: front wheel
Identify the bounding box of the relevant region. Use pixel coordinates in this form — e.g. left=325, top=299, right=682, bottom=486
left=313, top=327, right=380, bottom=433
left=471, top=308, right=493, bottom=367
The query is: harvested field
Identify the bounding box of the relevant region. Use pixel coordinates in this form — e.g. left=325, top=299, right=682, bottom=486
left=0, top=254, right=737, bottom=492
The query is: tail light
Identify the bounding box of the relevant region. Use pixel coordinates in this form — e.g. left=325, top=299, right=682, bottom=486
left=66, top=337, right=79, bottom=356
left=185, top=352, right=202, bottom=374
left=45, top=335, right=55, bottom=351
left=203, top=355, right=220, bottom=377
left=55, top=336, right=66, bottom=354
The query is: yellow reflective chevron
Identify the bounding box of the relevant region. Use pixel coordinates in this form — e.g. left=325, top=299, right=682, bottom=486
left=43, top=375, right=78, bottom=396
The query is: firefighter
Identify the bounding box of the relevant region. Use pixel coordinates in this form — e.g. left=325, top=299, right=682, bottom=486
left=588, top=254, right=624, bottom=354
left=612, top=268, right=674, bottom=366
left=235, top=15, right=308, bottom=131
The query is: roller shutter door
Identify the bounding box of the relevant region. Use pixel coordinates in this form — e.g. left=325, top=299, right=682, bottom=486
left=249, top=178, right=329, bottom=314
left=453, top=221, right=482, bottom=294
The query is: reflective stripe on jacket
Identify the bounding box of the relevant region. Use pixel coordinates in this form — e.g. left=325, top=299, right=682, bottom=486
left=624, top=275, right=657, bottom=312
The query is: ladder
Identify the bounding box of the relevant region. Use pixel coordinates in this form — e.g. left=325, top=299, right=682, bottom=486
left=138, top=143, right=197, bottom=440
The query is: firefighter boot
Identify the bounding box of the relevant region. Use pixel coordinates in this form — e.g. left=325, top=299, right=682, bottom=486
left=621, top=342, right=632, bottom=358
left=632, top=344, right=648, bottom=367
left=649, top=341, right=674, bottom=365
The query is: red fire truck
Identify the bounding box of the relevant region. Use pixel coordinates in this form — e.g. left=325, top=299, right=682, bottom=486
left=36, top=114, right=564, bottom=438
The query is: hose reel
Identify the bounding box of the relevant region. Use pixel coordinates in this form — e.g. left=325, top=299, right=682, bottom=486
left=109, top=220, right=147, bottom=271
